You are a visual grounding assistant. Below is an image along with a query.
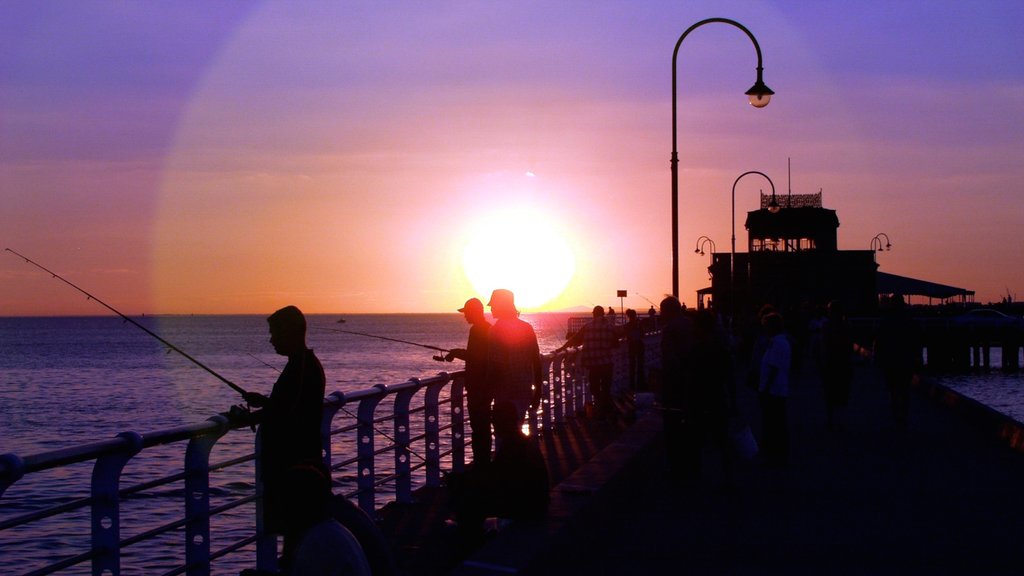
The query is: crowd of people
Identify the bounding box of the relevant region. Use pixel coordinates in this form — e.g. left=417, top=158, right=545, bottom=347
left=238, top=291, right=922, bottom=575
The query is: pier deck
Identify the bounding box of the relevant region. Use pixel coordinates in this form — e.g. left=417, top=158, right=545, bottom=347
left=382, top=362, right=1024, bottom=575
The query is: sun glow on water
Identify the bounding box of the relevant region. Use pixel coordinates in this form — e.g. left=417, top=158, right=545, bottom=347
left=461, top=207, right=575, bottom=310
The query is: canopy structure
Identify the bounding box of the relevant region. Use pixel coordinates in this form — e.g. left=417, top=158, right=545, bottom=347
left=876, top=271, right=974, bottom=304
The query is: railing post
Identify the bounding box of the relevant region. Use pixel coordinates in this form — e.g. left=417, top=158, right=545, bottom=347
left=449, top=375, right=466, bottom=474
left=551, top=356, right=565, bottom=424
left=184, top=416, right=229, bottom=576
left=0, top=453, right=25, bottom=499
left=357, top=386, right=386, bottom=514
left=423, top=377, right=444, bottom=487
left=392, top=381, right=418, bottom=504
left=91, top=431, right=142, bottom=576
left=539, top=356, right=553, bottom=432
left=254, top=428, right=276, bottom=571
left=322, top=391, right=346, bottom=472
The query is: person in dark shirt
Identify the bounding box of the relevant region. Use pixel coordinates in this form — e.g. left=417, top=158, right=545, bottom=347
left=555, top=306, right=618, bottom=419
left=486, top=289, right=542, bottom=423
left=443, top=297, right=493, bottom=466
left=243, top=306, right=326, bottom=558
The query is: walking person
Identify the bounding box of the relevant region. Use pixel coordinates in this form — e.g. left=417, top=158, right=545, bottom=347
left=242, top=306, right=327, bottom=567
left=690, top=309, right=735, bottom=482
left=658, top=296, right=695, bottom=479
left=625, top=309, right=646, bottom=392
left=758, top=312, right=791, bottom=467
left=442, top=297, right=493, bottom=467
left=821, top=300, right=854, bottom=431
left=555, top=305, right=618, bottom=419
left=874, top=295, right=921, bottom=429
left=485, top=289, right=543, bottom=423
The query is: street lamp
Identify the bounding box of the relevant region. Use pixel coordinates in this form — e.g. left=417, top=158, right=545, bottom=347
left=871, top=233, right=892, bottom=252
left=731, top=170, right=776, bottom=326
left=671, top=18, right=774, bottom=298
left=694, top=235, right=716, bottom=256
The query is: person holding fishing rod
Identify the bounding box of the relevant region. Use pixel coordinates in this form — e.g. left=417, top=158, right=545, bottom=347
left=440, top=297, right=493, bottom=467
left=242, top=306, right=327, bottom=570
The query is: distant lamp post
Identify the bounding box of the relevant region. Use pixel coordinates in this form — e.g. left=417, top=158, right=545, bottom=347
left=695, top=236, right=716, bottom=271
left=670, top=18, right=774, bottom=298
left=731, top=170, right=776, bottom=326
left=871, top=233, right=892, bottom=252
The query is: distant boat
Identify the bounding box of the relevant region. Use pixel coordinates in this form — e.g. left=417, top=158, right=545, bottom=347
left=336, top=318, right=346, bottom=324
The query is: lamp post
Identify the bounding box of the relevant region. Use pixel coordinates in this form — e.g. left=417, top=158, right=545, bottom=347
left=871, top=233, right=892, bottom=264
left=694, top=235, right=716, bottom=266
left=731, top=170, right=776, bottom=326
left=671, top=18, right=774, bottom=299
left=870, top=233, right=892, bottom=252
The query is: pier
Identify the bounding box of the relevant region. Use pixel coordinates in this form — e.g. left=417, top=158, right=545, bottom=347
left=398, top=359, right=1024, bottom=575
left=3, top=332, right=1024, bottom=574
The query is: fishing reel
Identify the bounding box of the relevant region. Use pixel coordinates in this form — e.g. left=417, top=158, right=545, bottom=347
left=224, top=403, right=257, bottom=433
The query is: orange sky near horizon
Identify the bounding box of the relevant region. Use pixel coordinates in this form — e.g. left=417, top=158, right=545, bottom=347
left=2, top=1, right=1023, bottom=317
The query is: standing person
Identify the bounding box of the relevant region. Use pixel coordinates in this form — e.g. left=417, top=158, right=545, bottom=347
left=821, top=300, right=854, bottom=431
left=486, top=289, right=543, bottom=423
left=874, top=295, right=921, bottom=429
left=443, top=298, right=493, bottom=467
left=690, top=309, right=735, bottom=482
left=242, top=306, right=327, bottom=565
left=625, top=309, right=646, bottom=392
left=758, top=312, right=791, bottom=467
left=555, top=306, right=618, bottom=419
left=659, top=296, right=695, bottom=479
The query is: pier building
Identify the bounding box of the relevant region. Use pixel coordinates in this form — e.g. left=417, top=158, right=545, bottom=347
left=698, top=191, right=973, bottom=318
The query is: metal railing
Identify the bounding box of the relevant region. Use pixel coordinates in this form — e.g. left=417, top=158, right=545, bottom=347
left=0, top=348, right=600, bottom=576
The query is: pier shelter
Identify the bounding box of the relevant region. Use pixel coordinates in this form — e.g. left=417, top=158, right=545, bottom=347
left=703, top=192, right=878, bottom=319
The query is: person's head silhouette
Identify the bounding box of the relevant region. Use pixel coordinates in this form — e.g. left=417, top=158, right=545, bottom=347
left=268, top=305, right=307, bottom=357
left=488, top=289, right=518, bottom=320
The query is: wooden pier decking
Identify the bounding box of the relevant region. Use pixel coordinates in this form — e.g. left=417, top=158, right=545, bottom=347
left=379, top=359, right=1024, bottom=575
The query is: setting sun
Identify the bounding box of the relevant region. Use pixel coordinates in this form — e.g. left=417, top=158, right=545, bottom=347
left=462, top=207, right=575, bottom=310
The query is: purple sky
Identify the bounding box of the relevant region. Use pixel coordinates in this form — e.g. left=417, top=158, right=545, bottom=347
left=1, top=1, right=1022, bottom=315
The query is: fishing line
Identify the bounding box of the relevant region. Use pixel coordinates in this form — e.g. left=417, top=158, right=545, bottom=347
left=5, top=248, right=248, bottom=397
left=247, top=354, right=428, bottom=464
left=311, top=325, right=450, bottom=358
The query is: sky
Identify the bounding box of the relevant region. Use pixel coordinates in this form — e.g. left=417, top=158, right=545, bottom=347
left=1, top=0, right=1022, bottom=316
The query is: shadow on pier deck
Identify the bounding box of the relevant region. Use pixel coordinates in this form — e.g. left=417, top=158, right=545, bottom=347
left=382, top=363, right=1024, bottom=575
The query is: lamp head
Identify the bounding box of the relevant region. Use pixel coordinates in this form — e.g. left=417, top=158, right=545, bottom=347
left=767, top=191, right=781, bottom=214
left=746, top=69, right=774, bottom=108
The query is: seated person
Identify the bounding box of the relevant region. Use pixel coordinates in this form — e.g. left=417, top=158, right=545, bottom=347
left=448, top=401, right=550, bottom=540
left=243, top=464, right=371, bottom=576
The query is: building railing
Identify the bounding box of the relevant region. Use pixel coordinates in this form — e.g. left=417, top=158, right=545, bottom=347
left=0, top=348, right=607, bottom=576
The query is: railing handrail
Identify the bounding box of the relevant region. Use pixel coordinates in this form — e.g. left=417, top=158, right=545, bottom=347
left=0, top=347, right=618, bottom=576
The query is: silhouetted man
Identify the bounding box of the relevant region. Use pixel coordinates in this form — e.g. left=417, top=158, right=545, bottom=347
left=556, top=306, right=618, bottom=419
left=625, top=309, right=646, bottom=392
left=243, top=306, right=326, bottom=559
left=486, top=289, right=542, bottom=422
left=443, top=297, right=493, bottom=466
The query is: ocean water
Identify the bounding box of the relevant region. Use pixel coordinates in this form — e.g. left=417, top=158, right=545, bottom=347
left=0, top=313, right=574, bottom=575
left=0, top=313, right=573, bottom=455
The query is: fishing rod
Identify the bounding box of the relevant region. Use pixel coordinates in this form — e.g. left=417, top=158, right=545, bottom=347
left=5, top=248, right=248, bottom=397
left=247, top=353, right=427, bottom=463
left=311, top=325, right=450, bottom=358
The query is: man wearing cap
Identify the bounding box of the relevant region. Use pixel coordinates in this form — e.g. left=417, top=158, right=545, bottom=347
left=486, top=289, right=543, bottom=423
left=443, top=298, right=493, bottom=466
